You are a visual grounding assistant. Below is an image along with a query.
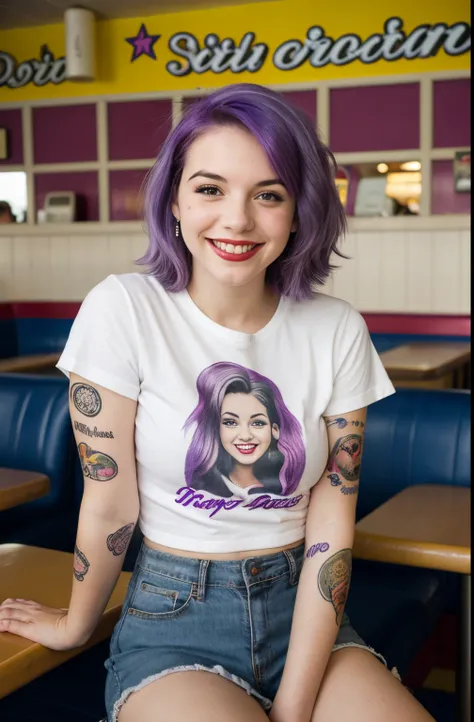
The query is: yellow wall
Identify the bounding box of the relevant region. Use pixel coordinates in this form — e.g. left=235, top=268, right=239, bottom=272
left=0, top=0, right=470, bottom=101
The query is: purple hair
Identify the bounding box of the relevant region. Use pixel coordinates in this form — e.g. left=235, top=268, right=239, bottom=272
left=183, top=362, right=306, bottom=496
left=137, top=83, right=347, bottom=301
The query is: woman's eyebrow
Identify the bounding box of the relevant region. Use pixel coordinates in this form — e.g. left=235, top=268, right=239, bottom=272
left=250, top=413, right=268, bottom=419
left=222, top=411, right=239, bottom=418
left=188, top=170, right=285, bottom=187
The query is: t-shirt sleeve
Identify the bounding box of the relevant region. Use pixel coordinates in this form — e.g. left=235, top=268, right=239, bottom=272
left=323, top=305, right=395, bottom=417
left=56, top=275, right=140, bottom=400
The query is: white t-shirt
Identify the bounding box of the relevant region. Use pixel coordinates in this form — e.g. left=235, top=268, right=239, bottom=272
left=57, top=273, right=395, bottom=553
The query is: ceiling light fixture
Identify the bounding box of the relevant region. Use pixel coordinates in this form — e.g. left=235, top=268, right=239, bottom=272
left=64, top=7, right=96, bottom=82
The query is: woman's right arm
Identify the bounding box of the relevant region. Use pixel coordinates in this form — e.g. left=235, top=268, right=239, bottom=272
left=0, top=373, right=140, bottom=650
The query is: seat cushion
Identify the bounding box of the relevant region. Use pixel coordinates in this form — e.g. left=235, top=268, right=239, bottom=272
left=347, top=559, right=448, bottom=674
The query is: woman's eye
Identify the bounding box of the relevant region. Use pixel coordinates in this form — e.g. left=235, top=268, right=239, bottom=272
left=196, top=185, right=221, bottom=196
left=222, top=419, right=237, bottom=427
left=257, top=192, right=283, bottom=202
left=252, top=420, right=267, bottom=427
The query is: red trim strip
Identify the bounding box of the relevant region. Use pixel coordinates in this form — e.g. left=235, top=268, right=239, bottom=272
left=0, top=303, right=470, bottom=336
left=362, top=313, right=470, bottom=337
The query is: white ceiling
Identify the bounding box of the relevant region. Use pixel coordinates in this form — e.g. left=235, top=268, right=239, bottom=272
left=0, top=0, right=271, bottom=30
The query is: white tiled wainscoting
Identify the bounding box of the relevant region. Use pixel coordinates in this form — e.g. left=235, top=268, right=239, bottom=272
left=0, top=219, right=470, bottom=314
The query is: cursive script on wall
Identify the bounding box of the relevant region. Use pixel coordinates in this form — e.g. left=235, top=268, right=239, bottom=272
left=0, top=44, right=66, bottom=89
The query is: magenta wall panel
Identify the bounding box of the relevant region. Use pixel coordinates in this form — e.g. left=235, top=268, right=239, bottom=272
left=109, top=169, right=148, bottom=221
left=433, top=79, right=471, bottom=149
left=35, top=172, right=99, bottom=221
left=0, top=109, right=23, bottom=165
left=108, top=100, right=172, bottom=161
left=33, top=105, right=97, bottom=164
left=330, top=84, right=420, bottom=152
left=280, top=90, right=317, bottom=124
left=432, top=160, right=470, bottom=214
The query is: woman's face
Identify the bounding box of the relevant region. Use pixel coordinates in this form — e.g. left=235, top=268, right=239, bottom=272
left=172, top=124, right=297, bottom=289
left=219, top=392, right=280, bottom=465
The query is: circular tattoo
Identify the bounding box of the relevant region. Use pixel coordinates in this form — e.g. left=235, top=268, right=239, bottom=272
left=72, top=383, right=102, bottom=417
left=328, top=434, right=362, bottom=482
left=78, top=442, right=118, bottom=481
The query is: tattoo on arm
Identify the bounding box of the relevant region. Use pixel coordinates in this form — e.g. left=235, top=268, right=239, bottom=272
left=71, top=383, right=102, bottom=417
left=326, top=417, right=365, bottom=430
left=107, top=523, right=135, bottom=556
left=326, top=430, right=363, bottom=495
left=306, top=542, right=330, bottom=559
left=74, top=420, right=114, bottom=439
left=318, top=548, right=352, bottom=626
left=73, top=545, right=90, bottom=582
left=78, top=442, right=118, bottom=481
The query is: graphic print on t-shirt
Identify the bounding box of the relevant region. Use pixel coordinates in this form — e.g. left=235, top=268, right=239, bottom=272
left=182, top=362, right=306, bottom=502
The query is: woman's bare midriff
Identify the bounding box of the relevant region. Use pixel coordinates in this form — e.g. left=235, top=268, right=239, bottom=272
left=143, top=536, right=305, bottom=560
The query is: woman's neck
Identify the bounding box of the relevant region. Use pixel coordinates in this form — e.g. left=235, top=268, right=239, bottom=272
left=187, top=267, right=279, bottom=334
left=229, top=464, right=264, bottom=489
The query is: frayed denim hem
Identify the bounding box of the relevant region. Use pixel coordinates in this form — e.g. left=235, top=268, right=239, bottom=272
left=332, top=641, right=402, bottom=680
left=109, top=663, right=273, bottom=721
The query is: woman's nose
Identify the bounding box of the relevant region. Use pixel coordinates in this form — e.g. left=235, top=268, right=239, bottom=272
left=222, top=199, right=254, bottom=234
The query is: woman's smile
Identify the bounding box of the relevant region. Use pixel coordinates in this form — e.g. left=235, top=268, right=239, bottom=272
left=233, top=442, right=259, bottom=455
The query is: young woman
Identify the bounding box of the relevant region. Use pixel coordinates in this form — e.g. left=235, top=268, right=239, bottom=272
left=0, top=84, right=434, bottom=722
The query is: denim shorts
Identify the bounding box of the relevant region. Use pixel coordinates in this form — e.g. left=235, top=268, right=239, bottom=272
left=104, top=540, right=389, bottom=721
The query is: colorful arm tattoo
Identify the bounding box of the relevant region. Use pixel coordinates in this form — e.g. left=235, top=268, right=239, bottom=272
left=77, top=442, right=118, bottom=481
left=73, top=545, right=90, bottom=582
left=318, top=548, right=352, bottom=626
left=106, top=523, right=135, bottom=556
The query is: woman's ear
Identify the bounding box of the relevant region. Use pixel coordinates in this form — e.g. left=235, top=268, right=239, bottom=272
left=291, top=216, right=298, bottom=234
left=171, top=201, right=180, bottom=221
left=272, top=424, right=280, bottom=440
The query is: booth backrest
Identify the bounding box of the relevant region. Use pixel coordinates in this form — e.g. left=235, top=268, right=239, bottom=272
left=358, top=388, right=471, bottom=520
left=0, top=373, right=75, bottom=527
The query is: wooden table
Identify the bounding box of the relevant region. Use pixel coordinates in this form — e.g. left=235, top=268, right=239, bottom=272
left=0, top=353, right=60, bottom=373
left=380, top=342, right=471, bottom=389
left=354, top=484, right=471, bottom=722
left=0, top=544, right=131, bottom=699
left=0, top=468, right=50, bottom=511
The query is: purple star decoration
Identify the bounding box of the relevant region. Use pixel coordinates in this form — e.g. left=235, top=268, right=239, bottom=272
left=126, top=23, right=161, bottom=61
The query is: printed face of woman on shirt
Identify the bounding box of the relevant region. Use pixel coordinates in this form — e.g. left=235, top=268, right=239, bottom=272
left=219, top=392, right=280, bottom=465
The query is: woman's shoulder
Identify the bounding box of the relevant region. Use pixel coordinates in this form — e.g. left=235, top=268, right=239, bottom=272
left=285, top=291, right=356, bottom=327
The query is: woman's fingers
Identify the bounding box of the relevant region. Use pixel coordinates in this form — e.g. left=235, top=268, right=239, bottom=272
left=0, top=607, right=33, bottom=624
left=0, top=618, right=36, bottom=639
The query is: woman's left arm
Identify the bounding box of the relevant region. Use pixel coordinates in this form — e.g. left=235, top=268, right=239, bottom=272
left=270, top=406, right=367, bottom=722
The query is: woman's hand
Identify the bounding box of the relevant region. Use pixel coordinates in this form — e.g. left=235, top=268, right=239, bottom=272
left=0, top=598, right=88, bottom=651
left=268, top=693, right=310, bottom=722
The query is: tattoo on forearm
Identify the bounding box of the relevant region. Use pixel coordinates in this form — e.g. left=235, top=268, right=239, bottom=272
left=73, top=545, right=90, bottom=581
left=74, top=420, right=114, bottom=439
left=318, top=549, right=352, bottom=626
left=107, top=523, right=135, bottom=556
left=78, top=442, right=118, bottom=481
left=328, top=473, right=359, bottom=495
left=326, top=417, right=365, bottom=431
left=71, top=383, right=102, bottom=417
left=306, top=542, right=330, bottom=558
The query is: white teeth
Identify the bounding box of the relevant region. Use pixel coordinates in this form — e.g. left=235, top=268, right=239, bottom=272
left=212, top=241, right=257, bottom=254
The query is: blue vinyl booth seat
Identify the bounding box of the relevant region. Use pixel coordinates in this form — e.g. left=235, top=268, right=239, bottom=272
left=0, top=374, right=77, bottom=547
left=346, top=388, right=470, bottom=677
left=0, top=379, right=470, bottom=721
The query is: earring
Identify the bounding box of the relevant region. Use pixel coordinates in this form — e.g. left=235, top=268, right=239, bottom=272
left=175, top=219, right=180, bottom=237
